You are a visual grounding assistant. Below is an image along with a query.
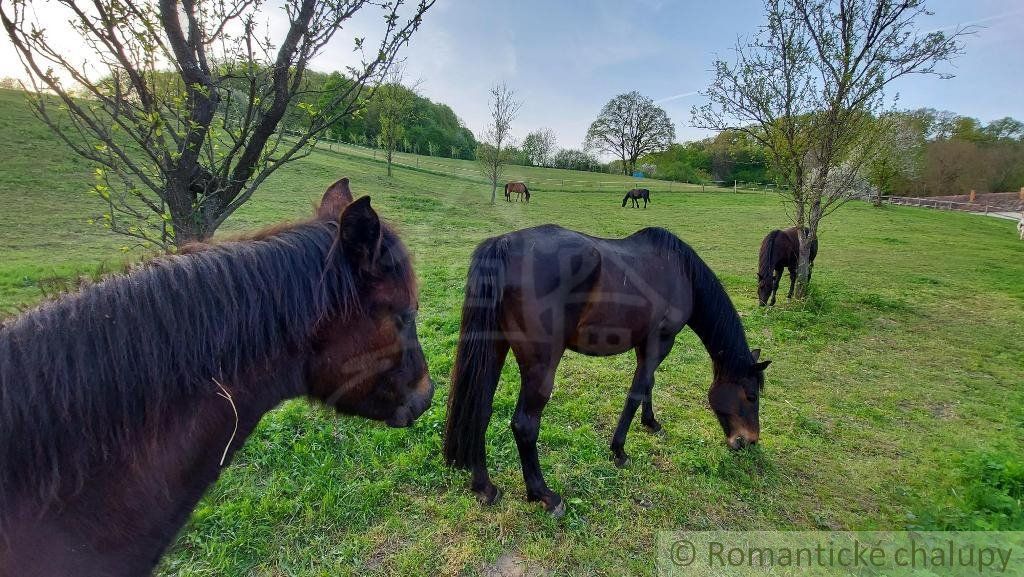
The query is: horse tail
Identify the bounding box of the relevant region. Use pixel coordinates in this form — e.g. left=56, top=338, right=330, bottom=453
left=443, top=236, right=510, bottom=469
left=759, top=229, right=779, bottom=277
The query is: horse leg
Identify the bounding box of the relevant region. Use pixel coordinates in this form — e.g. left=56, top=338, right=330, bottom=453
left=467, top=339, right=510, bottom=506
left=768, top=268, right=781, bottom=306
left=471, top=462, right=501, bottom=505
left=786, top=267, right=796, bottom=299
left=611, top=335, right=675, bottom=467
left=510, top=360, right=563, bottom=516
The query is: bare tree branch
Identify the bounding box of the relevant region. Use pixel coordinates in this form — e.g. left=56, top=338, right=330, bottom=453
left=0, top=0, right=434, bottom=248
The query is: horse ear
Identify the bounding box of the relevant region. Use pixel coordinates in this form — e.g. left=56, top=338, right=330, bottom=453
left=753, top=360, right=771, bottom=373
left=317, top=177, right=354, bottom=219
left=751, top=348, right=761, bottom=362
left=339, top=196, right=382, bottom=271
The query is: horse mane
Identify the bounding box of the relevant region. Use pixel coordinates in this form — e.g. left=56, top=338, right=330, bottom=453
left=632, top=227, right=752, bottom=377
left=0, top=219, right=377, bottom=519
left=759, top=229, right=780, bottom=278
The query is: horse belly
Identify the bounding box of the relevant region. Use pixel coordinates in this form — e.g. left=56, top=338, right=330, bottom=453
left=567, top=282, right=666, bottom=356
left=568, top=311, right=647, bottom=355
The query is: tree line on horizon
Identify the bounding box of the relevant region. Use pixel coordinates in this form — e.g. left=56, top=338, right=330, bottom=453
left=635, top=110, right=1024, bottom=196
left=281, top=74, right=1024, bottom=197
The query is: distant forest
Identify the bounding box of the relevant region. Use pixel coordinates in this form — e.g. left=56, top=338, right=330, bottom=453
left=638, top=110, right=1024, bottom=196
left=281, top=74, right=1023, bottom=196
left=285, top=71, right=479, bottom=161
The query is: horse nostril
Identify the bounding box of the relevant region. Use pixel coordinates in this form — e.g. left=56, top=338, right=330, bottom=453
left=728, top=436, right=751, bottom=450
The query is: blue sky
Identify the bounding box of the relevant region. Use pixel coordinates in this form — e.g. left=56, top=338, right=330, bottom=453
left=343, top=0, right=1024, bottom=150
left=2, top=0, right=1021, bottom=151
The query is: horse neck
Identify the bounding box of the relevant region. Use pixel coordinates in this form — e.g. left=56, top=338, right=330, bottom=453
left=683, top=256, right=752, bottom=380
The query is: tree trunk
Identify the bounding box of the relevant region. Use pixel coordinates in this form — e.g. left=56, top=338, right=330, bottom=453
left=793, top=199, right=821, bottom=299
left=490, top=179, right=497, bottom=204
left=386, top=148, right=393, bottom=177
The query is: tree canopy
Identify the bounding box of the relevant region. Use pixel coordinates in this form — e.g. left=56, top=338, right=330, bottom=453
left=586, top=91, right=675, bottom=175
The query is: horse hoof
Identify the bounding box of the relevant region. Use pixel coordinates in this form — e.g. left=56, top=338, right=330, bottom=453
left=547, top=499, right=566, bottom=519
left=476, top=487, right=502, bottom=507
left=645, top=424, right=666, bottom=437
left=613, top=455, right=631, bottom=469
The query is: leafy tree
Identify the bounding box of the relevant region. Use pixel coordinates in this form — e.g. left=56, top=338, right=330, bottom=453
left=326, top=79, right=476, bottom=160
left=478, top=83, right=520, bottom=203
left=376, top=70, right=414, bottom=177
left=983, top=117, right=1024, bottom=141
left=638, top=143, right=713, bottom=183
left=695, top=0, right=967, bottom=298
left=0, top=0, right=434, bottom=248
left=586, top=91, right=674, bottom=175
left=865, top=113, right=924, bottom=204
left=551, top=149, right=602, bottom=172
left=522, top=128, right=557, bottom=167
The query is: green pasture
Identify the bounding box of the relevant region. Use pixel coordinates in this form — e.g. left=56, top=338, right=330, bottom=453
left=1, top=89, right=1021, bottom=576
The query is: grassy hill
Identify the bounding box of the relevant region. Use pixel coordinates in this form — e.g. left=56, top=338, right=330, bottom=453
left=1, top=88, right=1022, bottom=575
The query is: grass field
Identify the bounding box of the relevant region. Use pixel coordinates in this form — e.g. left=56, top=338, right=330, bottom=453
left=1, top=88, right=1023, bottom=576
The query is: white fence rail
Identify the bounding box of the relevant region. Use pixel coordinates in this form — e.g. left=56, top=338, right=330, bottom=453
left=882, top=195, right=1024, bottom=215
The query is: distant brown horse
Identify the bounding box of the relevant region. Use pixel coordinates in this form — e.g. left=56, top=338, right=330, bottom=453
left=505, top=181, right=530, bottom=203
left=0, top=178, right=434, bottom=576
left=622, top=188, right=650, bottom=208
left=757, top=226, right=818, bottom=306
left=444, top=225, right=769, bottom=516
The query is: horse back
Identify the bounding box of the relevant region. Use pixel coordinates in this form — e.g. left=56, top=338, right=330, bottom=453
left=494, top=226, right=690, bottom=356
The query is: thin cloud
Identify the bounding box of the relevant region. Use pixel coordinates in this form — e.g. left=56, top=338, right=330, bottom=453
left=922, top=9, right=1024, bottom=34
left=654, top=90, right=698, bottom=105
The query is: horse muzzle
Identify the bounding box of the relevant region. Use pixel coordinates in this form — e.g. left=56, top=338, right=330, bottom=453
left=386, top=377, right=435, bottom=428
left=727, top=431, right=759, bottom=450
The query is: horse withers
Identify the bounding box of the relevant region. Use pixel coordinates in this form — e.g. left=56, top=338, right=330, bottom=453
left=443, top=225, right=769, bottom=516
left=505, top=181, right=530, bottom=203
left=0, top=178, right=434, bottom=576
left=622, top=188, right=650, bottom=208
left=757, top=226, right=819, bottom=306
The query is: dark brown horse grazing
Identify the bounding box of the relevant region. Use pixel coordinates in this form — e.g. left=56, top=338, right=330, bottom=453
left=622, top=188, right=650, bottom=208
left=0, top=178, right=434, bottom=576
left=504, top=181, right=530, bottom=203
left=757, top=226, right=818, bottom=306
left=443, top=225, right=769, bottom=516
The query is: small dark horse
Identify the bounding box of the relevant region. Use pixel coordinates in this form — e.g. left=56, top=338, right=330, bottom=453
left=0, top=178, right=434, bottom=576
left=505, top=181, right=530, bottom=203
left=444, top=225, right=769, bottom=516
left=757, top=226, right=818, bottom=306
left=622, top=188, right=650, bottom=208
